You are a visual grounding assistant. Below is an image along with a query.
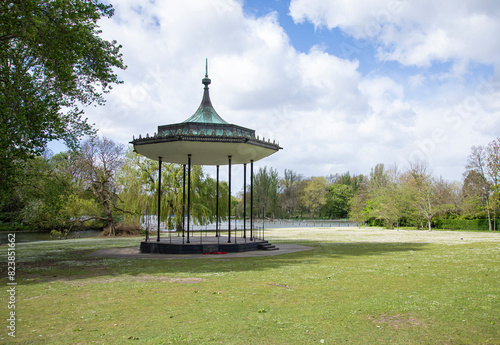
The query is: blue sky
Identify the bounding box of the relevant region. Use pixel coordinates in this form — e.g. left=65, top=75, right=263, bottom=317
left=51, top=0, right=500, bottom=183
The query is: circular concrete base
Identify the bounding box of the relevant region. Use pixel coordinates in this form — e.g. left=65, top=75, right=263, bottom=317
left=88, top=243, right=314, bottom=259
left=140, top=235, right=275, bottom=254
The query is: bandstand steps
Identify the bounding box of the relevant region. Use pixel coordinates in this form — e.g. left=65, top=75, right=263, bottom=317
left=258, top=243, right=279, bottom=251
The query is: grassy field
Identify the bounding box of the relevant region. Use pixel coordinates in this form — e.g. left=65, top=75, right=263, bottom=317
left=0, top=227, right=499, bottom=344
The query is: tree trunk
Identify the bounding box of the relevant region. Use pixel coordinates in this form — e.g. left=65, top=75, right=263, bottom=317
left=93, top=180, right=115, bottom=236
left=103, top=200, right=115, bottom=236
left=494, top=208, right=497, bottom=233
left=486, top=197, right=492, bottom=231
left=176, top=220, right=183, bottom=232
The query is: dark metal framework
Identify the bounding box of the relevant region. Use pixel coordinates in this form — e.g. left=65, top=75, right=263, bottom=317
left=157, top=157, right=162, bottom=242
left=153, top=154, right=258, bottom=247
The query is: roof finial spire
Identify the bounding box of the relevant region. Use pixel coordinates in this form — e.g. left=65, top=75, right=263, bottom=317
left=202, top=58, right=211, bottom=88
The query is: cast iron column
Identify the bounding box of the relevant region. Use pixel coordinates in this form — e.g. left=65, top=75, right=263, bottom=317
left=157, top=157, right=162, bottom=242
left=243, top=163, right=247, bottom=239
left=216, top=165, right=219, bottom=237
left=250, top=160, right=254, bottom=241
left=228, top=156, right=232, bottom=243
left=182, top=164, right=186, bottom=243
left=187, top=154, right=191, bottom=244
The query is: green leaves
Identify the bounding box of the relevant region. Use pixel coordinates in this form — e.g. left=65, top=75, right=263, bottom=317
left=0, top=0, right=125, bottom=195
left=323, top=183, right=354, bottom=219
left=117, top=149, right=228, bottom=230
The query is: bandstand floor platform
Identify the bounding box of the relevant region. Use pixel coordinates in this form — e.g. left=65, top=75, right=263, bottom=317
left=140, top=235, right=277, bottom=254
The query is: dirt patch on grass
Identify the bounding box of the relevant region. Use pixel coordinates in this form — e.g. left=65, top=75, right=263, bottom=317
left=170, top=277, right=206, bottom=284
left=57, top=275, right=207, bottom=287
left=268, top=283, right=290, bottom=288
left=368, top=314, right=428, bottom=329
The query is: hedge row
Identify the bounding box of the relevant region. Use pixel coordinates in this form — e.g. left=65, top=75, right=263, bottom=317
left=434, top=218, right=498, bottom=231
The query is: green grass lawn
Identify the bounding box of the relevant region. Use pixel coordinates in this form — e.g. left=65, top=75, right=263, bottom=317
left=0, top=228, right=499, bottom=344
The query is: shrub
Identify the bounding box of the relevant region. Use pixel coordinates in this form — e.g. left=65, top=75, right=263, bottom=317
left=434, top=218, right=498, bottom=231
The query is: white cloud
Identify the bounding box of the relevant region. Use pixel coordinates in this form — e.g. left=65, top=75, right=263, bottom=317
left=408, top=74, right=425, bottom=88
left=289, top=0, right=500, bottom=72
left=71, top=0, right=500, bottom=184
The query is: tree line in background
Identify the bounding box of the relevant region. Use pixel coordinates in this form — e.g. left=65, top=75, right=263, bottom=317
left=248, top=137, right=500, bottom=232
left=0, top=137, right=229, bottom=236
left=2, top=136, right=499, bottom=235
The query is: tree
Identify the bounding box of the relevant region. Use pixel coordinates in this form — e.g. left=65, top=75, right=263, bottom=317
left=464, top=145, right=492, bottom=230
left=10, top=152, right=74, bottom=229
left=278, top=169, right=302, bottom=218
left=363, top=163, right=389, bottom=226
left=117, top=149, right=228, bottom=231
left=253, top=166, right=279, bottom=218
left=301, top=176, right=328, bottom=218
left=0, top=149, right=105, bottom=236
left=75, top=137, right=124, bottom=236
left=462, top=170, right=490, bottom=219
left=486, top=138, right=500, bottom=231
left=369, top=165, right=410, bottom=229
left=0, top=0, right=125, bottom=196
left=405, top=161, right=454, bottom=231
left=328, top=171, right=364, bottom=192
left=323, top=171, right=365, bottom=219
left=116, top=148, right=157, bottom=224
left=349, top=181, right=369, bottom=227
left=323, top=184, right=353, bottom=219
left=190, top=166, right=229, bottom=227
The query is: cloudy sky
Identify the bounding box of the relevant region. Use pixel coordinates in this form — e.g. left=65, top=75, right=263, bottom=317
left=63, top=0, right=500, bottom=182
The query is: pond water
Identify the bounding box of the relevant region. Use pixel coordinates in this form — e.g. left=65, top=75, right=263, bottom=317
left=0, top=230, right=102, bottom=245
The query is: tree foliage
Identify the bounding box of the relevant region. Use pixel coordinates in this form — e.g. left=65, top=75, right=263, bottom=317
left=347, top=161, right=462, bottom=230
left=368, top=165, right=410, bottom=229
left=322, top=172, right=364, bottom=219
left=301, top=176, right=328, bottom=218
left=278, top=169, right=303, bottom=217
left=464, top=145, right=492, bottom=229
left=13, top=153, right=74, bottom=229
left=253, top=166, right=279, bottom=218
left=117, top=149, right=229, bottom=231
left=0, top=0, right=125, bottom=195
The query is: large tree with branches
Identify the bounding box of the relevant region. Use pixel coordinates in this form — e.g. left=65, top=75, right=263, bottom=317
left=0, top=0, right=125, bottom=197
left=75, top=137, right=124, bottom=236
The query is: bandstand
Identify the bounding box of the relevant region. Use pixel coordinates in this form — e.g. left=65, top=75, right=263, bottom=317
left=131, top=62, right=282, bottom=254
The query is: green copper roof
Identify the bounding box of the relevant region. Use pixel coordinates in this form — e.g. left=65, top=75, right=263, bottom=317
left=182, top=62, right=229, bottom=125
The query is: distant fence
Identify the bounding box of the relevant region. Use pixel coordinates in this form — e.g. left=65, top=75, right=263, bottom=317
left=142, top=217, right=359, bottom=234
left=263, top=219, right=358, bottom=228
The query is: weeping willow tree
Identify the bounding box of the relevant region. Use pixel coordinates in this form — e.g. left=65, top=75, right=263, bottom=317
left=117, top=148, right=228, bottom=230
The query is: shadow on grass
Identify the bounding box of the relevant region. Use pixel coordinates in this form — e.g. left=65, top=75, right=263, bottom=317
left=6, top=240, right=430, bottom=286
